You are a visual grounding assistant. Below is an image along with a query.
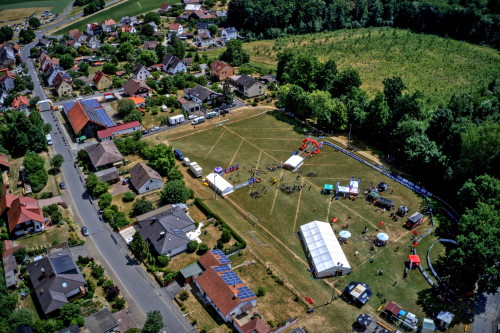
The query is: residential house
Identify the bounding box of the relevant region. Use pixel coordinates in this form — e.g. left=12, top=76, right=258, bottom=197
left=210, top=60, right=233, bottom=81
left=27, top=246, right=86, bottom=316
left=68, top=29, right=83, bottom=40
left=185, top=4, right=201, bottom=11
left=184, top=0, right=203, bottom=4
left=63, top=99, right=115, bottom=138
left=120, top=16, right=137, bottom=26
left=137, top=205, right=196, bottom=257
left=86, top=23, right=103, bottom=35
left=93, top=71, right=113, bottom=90
left=11, top=95, right=29, bottom=111
left=184, top=84, right=220, bottom=105
left=143, top=41, right=159, bottom=50
left=176, top=12, right=191, bottom=21
left=121, top=25, right=137, bottom=34
left=196, top=31, right=215, bottom=47
left=168, top=23, right=184, bottom=37
left=95, top=167, right=120, bottom=183
left=0, top=70, right=15, bottom=91
left=130, top=162, right=163, bottom=194
left=222, top=27, right=238, bottom=42
left=162, top=54, right=187, bottom=74
left=123, top=78, right=152, bottom=97
left=36, top=39, right=51, bottom=48
left=195, top=250, right=258, bottom=323
left=159, top=3, right=172, bottom=13
left=191, top=10, right=214, bottom=20
left=102, top=19, right=117, bottom=32
left=54, top=73, right=73, bottom=97
left=0, top=193, right=45, bottom=237
left=182, top=58, right=193, bottom=67
left=83, top=35, right=101, bottom=49
left=129, top=96, right=146, bottom=108
left=229, top=75, right=264, bottom=97
left=197, top=22, right=212, bottom=34
left=84, top=308, right=119, bottom=333
left=234, top=318, right=270, bottom=333
left=0, top=45, right=15, bottom=68
left=178, top=97, right=200, bottom=113
left=85, top=141, right=124, bottom=170
left=97, top=120, right=141, bottom=141
left=131, top=63, right=152, bottom=81
left=66, top=39, right=82, bottom=48
left=147, top=22, right=159, bottom=32
left=215, top=10, right=228, bottom=18
left=44, top=63, right=63, bottom=86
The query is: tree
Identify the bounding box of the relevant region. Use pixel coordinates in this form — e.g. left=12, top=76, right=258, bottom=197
left=142, top=310, right=164, bottom=333
left=208, top=24, right=219, bottom=36
left=220, top=228, right=231, bottom=243
left=331, top=69, right=362, bottom=97
left=222, top=80, right=233, bottom=104
left=186, top=240, right=198, bottom=253
left=280, top=54, right=323, bottom=91
left=197, top=243, right=209, bottom=254
left=278, top=84, right=312, bottom=119
left=93, top=180, right=110, bottom=197
left=123, top=191, right=136, bottom=202
left=23, top=151, right=47, bottom=192
left=9, top=309, right=33, bottom=330
left=112, top=76, right=125, bottom=89
left=59, top=303, right=81, bottom=325
left=256, top=286, right=266, bottom=297
left=144, top=12, right=161, bottom=25
left=157, top=254, right=170, bottom=266
left=457, top=174, right=500, bottom=210
left=138, top=50, right=159, bottom=67
left=383, top=76, right=406, bottom=110
left=33, top=319, right=59, bottom=333
left=141, top=24, right=155, bottom=37
left=130, top=232, right=150, bottom=262
left=51, top=154, right=64, bottom=170
left=170, top=34, right=185, bottom=59
left=117, top=98, right=136, bottom=117
left=130, top=197, right=153, bottom=217
left=118, top=42, right=134, bottom=60
left=19, top=29, right=35, bottom=44
left=446, top=203, right=499, bottom=293
left=98, top=192, right=113, bottom=209
left=220, top=40, right=250, bottom=66
left=102, top=62, right=118, bottom=75
left=318, top=58, right=338, bottom=92
left=13, top=247, right=27, bottom=263
left=160, top=180, right=192, bottom=204
left=0, top=27, right=14, bottom=43
left=91, top=264, right=105, bottom=279
left=28, top=17, right=41, bottom=29
left=59, top=54, right=75, bottom=70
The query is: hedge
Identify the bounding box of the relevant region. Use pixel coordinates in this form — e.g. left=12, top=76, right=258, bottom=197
left=194, top=197, right=246, bottom=254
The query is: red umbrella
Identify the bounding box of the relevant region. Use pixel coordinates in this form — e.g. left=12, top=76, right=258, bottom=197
left=305, top=297, right=313, bottom=304
left=332, top=217, right=338, bottom=223
left=379, top=221, right=385, bottom=227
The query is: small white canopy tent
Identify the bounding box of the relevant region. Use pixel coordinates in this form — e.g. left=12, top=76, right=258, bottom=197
left=284, top=155, right=304, bottom=172
left=300, top=221, right=351, bottom=278
left=206, top=173, right=234, bottom=196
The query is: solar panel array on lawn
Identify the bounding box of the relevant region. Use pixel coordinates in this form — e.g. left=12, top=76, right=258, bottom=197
left=220, top=270, right=243, bottom=286
left=236, top=286, right=255, bottom=300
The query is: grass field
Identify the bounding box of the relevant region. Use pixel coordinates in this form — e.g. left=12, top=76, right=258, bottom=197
left=202, top=27, right=500, bottom=108
left=53, top=0, right=175, bottom=35
left=149, top=109, right=464, bottom=332
left=0, top=0, right=72, bottom=14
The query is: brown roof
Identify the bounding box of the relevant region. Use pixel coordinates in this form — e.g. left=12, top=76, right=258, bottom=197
left=239, top=318, right=270, bottom=333
left=129, top=162, right=162, bottom=191
left=198, top=250, right=229, bottom=269
left=143, top=41, right=159, bottom=50
left=123, top=78, right=151, bottom=96
left=66, top=102, right=91, bottom=134
left=93, top=71, right=110, bottom=84
left=0, top=194, right=44, bottom=232
left=85, top=141, right=124, bottom=169
left=0, top=154, right=9, bottom=168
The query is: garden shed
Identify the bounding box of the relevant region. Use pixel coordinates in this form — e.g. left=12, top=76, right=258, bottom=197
left=300, top=221, right=351, bottom=278
left=406, top=212, right=424, bottom=229
left=206, top=173, right=234, bottom=196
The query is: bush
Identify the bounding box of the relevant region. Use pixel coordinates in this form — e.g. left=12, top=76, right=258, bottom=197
left=113, top=297, right=126, bottom=310
left=157, top=254, right=170, bottom=267
left=257, top=286, right=266, bottom=297
left=220, top=228, right=231, bottom=243
left=91, top=264, right=104, bottom=279
left=123, top=191, right=136, bottom=202
left=178, top=289, right=189, bottom=301
left=98, top=192, right=113, bottom=209
left=197, top=243, right=209, bottom=255
left=186, top=240, right=198, bottom=253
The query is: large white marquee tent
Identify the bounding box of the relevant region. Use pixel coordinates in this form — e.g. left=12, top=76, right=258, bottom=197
left=206, top=173, right=234, bottom=196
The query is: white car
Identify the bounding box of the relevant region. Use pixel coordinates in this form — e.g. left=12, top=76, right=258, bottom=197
left=188, top=115, right=197, bottom=120
left=150, top=126, right=160, bottom=132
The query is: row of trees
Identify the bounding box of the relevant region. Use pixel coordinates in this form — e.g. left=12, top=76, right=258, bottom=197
left=83, top=0, right=105, bottom=16
left=228, top=0, right=500, bottom=47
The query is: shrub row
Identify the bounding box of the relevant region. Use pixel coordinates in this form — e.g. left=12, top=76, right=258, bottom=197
left=194, top=197, right=246, bottom=254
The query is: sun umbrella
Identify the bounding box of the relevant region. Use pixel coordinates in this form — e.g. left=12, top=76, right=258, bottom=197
left=377, top=233, right=389, bottom=241
left=356, top=313, right=373, bottom=328
left=339, top=230, right=352, bottom=238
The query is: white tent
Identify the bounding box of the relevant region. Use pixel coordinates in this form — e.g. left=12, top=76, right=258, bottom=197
left=284, top=155, right=304, bottom=171
left=300, top=221, right=351, bottom=278
left=206, top=173, right=234, bottom=196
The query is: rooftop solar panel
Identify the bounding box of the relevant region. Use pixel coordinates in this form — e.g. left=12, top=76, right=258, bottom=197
left=171, top=228, right=183, bottom=235
left=221, top=270, right=242, bottom=285
left=236, top=286, right=255, bottom=300
left=63, top=101, right=75, bottom=113
left=50, top=255, right=77, bottom=275
left=94, top=108, right=115, bottom=127
left=213, top=265, right=231, bottom=272
left=82, top=98, right=102, bottom=109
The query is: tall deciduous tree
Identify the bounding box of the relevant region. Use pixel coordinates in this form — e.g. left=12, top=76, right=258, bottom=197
left=457, top=174, right=500, bottom=210
left=160, top=180, right=192, bottom=204
left=220, top=40, right=250, bottom=66
left=130, top=232, right=150, bottom=262
left=142, top=310, right=164, bottom=333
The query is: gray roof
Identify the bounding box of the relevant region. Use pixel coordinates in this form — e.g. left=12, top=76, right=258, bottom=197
left=224, top=27, right=237, bottom=33
left=187, top=84, right=217, bottom=102
left=131, top=62, right=148, bottom=76
left=95, top=167, right=119, bottom=183
left=162, top=53, right=183, bottom=72
left=197, top=22, right=211, bottom=30
left=408, top=212, right=424, bottom=223
left=85, top=141, right=124, bottom=169
left=138, top=206, right=196, bottom=255
left=56, top=324, right=80, bottom=333
left=180, top=262, right=203, bottom=279
left=130, top=162, right=162, bottom=191
left=27, top=247, right=86, bottom=315
left=84, top=308, right=118, bottom=333
left=236, top=75, right=259, bottom=89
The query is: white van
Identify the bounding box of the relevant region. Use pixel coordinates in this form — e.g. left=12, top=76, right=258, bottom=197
left=191, top=116, right=205, bottom=125
left=46, top=134, right=53, bottom=145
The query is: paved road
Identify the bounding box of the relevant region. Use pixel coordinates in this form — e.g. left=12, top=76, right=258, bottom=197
left=474, top=289, right=500, bottom=333
left=41, top=110, right=195, bottom=332
left=22, top=32, right=46, bottom=99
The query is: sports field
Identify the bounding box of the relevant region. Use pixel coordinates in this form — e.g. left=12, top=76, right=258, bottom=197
left=154, top=109, right=462, bottom=331
left=201, top=27, right=500, bottom=108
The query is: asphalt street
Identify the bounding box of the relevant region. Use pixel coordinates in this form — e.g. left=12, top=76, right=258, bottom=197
left=473, top=289, right=500, bottom=333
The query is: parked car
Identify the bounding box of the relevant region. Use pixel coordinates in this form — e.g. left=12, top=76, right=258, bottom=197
left=81, top=226, right=89, bottom=236
left=122, top=177, right=130, bottom=184
left=150, top=126, right=160, bottom=132
left=220, top=109, right=229, bottom=115
left=142, top=129, right=149, bottom=134
left=188, top=115, right=197, bottom=120
left=59, top=182, right=66, bottom=189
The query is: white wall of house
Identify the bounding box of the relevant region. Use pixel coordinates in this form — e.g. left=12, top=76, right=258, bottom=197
left=137, top=178, right=163, bottom=194
left=133, top=68, right=151, bottom=82
left=168, top=62, right=187, bottom=75
left=243, top=83, right=264, bottom=97
left=14, top=220, right=44, bottom=237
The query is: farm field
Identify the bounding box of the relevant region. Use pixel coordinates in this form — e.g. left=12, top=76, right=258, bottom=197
left=53, top=0, right=175, bottom=35
left=0, top=0, right=72, bottom=14
left=202, top=27, right=500, bottom=108
left=153, top=109, right=465, bottom=332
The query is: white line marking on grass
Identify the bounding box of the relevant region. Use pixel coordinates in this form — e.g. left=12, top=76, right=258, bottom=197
left=249, top=149, right=263, bottom=195
left=228, top=139, right=244, bottom=168
left=270, top=167, right=285, bottom=214
left=292, top=178, right=304, bottom=231
left=204, top=128, right=226, bottom=159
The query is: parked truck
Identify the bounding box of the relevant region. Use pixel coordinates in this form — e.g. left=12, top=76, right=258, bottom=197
left=189, top=162, right=203, bottom=177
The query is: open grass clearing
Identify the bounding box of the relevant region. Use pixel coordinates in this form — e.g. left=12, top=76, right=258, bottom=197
left=201, top=27, right=500, bottom=108
left=16, top=221, right=71, bottom=250
left=0, top=0, right=72, bottom=13
left=155, top=109, right=464, bottom=331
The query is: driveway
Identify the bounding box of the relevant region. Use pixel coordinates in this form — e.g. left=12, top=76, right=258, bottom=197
left=112, top=180, right=131, bottom=196
left=38, top=195, right=63, bottom=208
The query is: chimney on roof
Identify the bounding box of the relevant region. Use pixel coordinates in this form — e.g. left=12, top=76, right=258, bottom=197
left=160, top=231, right=165, bottom=237
left=232, top=294, right=237, bottom=299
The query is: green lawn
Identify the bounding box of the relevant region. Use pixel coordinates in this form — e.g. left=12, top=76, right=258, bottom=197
left=156, top=110, right=465, bottom=332
left=0, top=0, right=72, bottom=13
left=53, top=0, right=176, bottom=35
left=201, top=27, right=500, bottom=108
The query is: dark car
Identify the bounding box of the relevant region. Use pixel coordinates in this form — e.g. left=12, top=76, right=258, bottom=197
left=81, top=226, right=90, bottom=236
left=220, top=109, right=229, bottom=115
left=142, top=129, right=149, bottom=135
left=122, top=177, right=130, bottom=185
left=59, top=182, right=66, bottom=189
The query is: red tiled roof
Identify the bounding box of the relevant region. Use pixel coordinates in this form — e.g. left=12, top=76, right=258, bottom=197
left=0, top=70, right=15, bottom=82
left=198, top=251, right=225, bottom=269
left=129, top=96, right=145, bottom=105
left=0, top=194, right=44, bottom=233
left=11, top=96, right=29, bottom=109
left=0, top=193, right=16, bottom=215
left=239, top=318, right=270, bottom=333
left=97, top=121, right=141, bottom=139
left=66, top=101, right=90, bottom=134
left=0, top=154, right=9, bottom=168
left=177, top=97, right=188, bottom=104
left=104, top=19, right=116, bottom=26
left=93, top=71, right=110, bottom=84
left=160, top=3, right=172, bottom=9
left=2, top=240, right=25, bottom=257
left=169, top=23, right=181, bottom=30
